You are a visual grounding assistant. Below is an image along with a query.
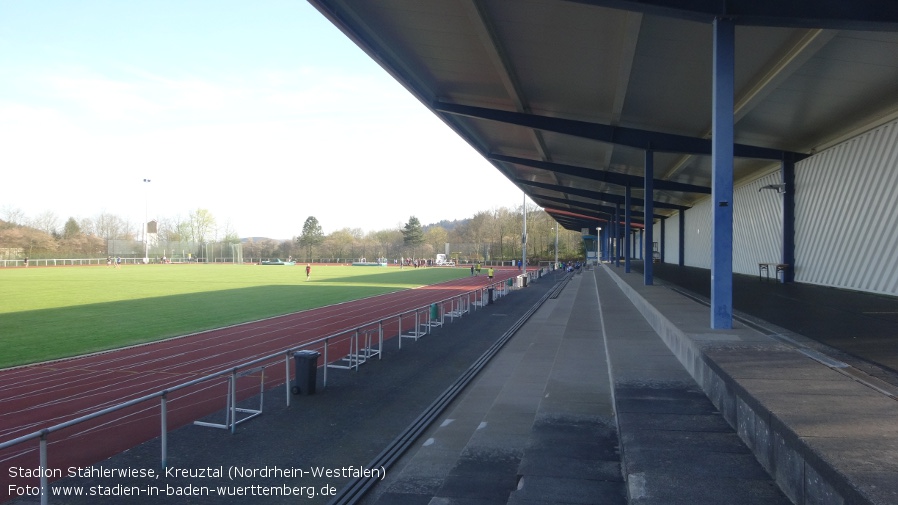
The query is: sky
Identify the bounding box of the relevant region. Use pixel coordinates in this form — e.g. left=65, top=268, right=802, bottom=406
left=0, top=1, right=531, bottom=239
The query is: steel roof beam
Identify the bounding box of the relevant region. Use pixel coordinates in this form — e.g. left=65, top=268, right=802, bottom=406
left=564, top=0, right=898, bottom=31
left=532, top=193, right=658, bottom=221
left=492, top=153, right=712, bottom=194
left=545, top=208, right=609, bottom=227
left=435, top=101, right=806, bottom=162
left=516, top=178, right=689, bottom=211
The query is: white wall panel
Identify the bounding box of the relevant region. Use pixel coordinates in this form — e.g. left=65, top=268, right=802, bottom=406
left=683, top=198, right=711, bottom=269
left=658, top=120, right=897, bottom=296
left=676, top=173, right=782, bottom=277
left=733, top=173, right=783, bottom=275
left=795, top=120, right=898, bottom=295
left=654, top=217, right=679, bottom=264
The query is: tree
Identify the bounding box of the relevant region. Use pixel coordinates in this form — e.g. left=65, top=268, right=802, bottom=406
left=401, top=216, right=425, bottom=257
left=187, top=209, right=216, bottom=244
left=321, top=228, right=358, bottom=261
left=1, top=206, right=26, bottom=226
left=425, top=226, right=448, bottom=257
left=93, top=212, right=130, bottom=243
left=31, top=211, right=60, bottom=237
left=296, top=216, right=324, bottom=262
left=63, top=217, right=82, bottom=239
left=372, top=229, right=402, bottom=260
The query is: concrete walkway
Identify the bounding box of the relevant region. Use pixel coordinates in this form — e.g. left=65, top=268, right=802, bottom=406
left=366, top=268, right=788, bottom=504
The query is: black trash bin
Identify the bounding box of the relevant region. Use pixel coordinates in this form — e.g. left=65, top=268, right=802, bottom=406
left=292, top=350, right=320, bottom=395
left=487, top=287, right=495, bottom=305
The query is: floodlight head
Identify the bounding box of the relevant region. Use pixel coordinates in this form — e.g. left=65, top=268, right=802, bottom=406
left=759, top=183, right=786, bottom=194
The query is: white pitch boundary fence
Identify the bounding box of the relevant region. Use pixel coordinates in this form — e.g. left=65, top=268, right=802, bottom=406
left=0, top=270, right=546, bottom=505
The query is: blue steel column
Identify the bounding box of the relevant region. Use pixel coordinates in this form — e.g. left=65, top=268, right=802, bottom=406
left=678, top=212, right=685, bottom=266
left=782, top=158, right=795, bottom=282
left=711, top=17, right=734, bottom=329
left=644, top=150, right=654, bottom=285
left=614, top=203, right=621, bottom=268
left=614, top=203, right=621, bottom=267
left=605, top=222, right=611, bottom=262
left=625, top=185, right=632, bottom=273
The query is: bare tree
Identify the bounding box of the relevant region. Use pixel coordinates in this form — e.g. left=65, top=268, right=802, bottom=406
left=94, top=212, right=128, bottom=241
left=187, top=208, right=216, bottom=244
left=1, top=206, right=26, bottom=226
left=30, top=211, right=60, bottom=236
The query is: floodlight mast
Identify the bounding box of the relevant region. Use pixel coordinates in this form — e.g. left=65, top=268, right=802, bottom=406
left=143, top=178, right=151, bottom=263
left=554, top=224, right=559, bottom=270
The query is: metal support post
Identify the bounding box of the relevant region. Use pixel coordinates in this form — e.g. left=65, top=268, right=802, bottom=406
left=711, top=16, right=735, bottom=329
left=645, top=149, right=654, bottom=285
left=625, top=185, right=632, bottom=273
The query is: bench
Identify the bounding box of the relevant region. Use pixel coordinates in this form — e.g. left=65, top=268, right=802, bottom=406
left=758, top=263, right=789, bottom=283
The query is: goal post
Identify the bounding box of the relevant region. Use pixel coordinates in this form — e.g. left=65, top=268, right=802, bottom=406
left=231, top=243, right=244, bottom=264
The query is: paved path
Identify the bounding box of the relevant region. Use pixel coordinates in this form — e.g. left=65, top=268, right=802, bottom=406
left=367, top=268, right=788, bottom=504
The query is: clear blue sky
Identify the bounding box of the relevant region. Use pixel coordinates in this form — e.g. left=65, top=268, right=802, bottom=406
left=0, top=0, right=530, bottom=238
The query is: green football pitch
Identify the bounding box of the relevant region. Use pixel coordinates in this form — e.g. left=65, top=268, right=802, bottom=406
left=0, top=264, right=468, bottom=369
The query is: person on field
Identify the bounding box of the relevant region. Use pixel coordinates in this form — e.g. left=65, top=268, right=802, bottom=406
left=488, top=267, right=494, bottom=280
left=306, top=263, right=311, bottom=281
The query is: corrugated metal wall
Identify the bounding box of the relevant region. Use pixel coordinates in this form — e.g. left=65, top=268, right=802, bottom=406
left=664, top=175, right=782, bottom=277
left=795, top=120, right=898, bottom=295
left=660, top=212, right=680, bottom=265
left=733, top=173, right=783, bottom=274
left=654, top=119, right=898, bottom=296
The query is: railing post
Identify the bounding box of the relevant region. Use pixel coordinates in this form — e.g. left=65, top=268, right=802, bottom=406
left=160, top=392, right=168, bottom=471
left=229, top=370, right=237, bottom=434
left=378, top=321, right=383, bottom=360
left=40, top=430, right=49, bottom=505
left=323, top=339, right=329, bottom=387
left=285, top=353, right=291, bottom=407
left=353, top=331, right=360, bottom=372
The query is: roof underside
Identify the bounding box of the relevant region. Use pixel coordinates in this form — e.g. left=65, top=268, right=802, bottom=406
left=309, top=0, right=898, bottom=231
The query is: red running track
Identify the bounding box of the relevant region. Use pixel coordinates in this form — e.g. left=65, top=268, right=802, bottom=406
left=0, top=270, right=521, bottom=500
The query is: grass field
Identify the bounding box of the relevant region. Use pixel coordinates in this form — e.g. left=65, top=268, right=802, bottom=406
left=0, top=264, right=468, bottom=369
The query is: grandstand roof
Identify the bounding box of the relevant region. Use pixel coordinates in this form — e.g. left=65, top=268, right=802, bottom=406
left=308, top=0, right=898, bottom=231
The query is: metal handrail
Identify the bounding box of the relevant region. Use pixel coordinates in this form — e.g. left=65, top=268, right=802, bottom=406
left=0, top=279, right=518, bottom=504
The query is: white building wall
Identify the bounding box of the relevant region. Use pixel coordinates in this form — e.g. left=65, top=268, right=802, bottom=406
left=672, top=172, right=784, bottom=276
left=732, top=172, right=783, bottom=275
left=794, top=120, right=898, bottom=295
left=659, top=119, right=898, bottom=296
left=659, top=214, right=679, bottom=265
left=683, top=199, right=711, bottom=269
